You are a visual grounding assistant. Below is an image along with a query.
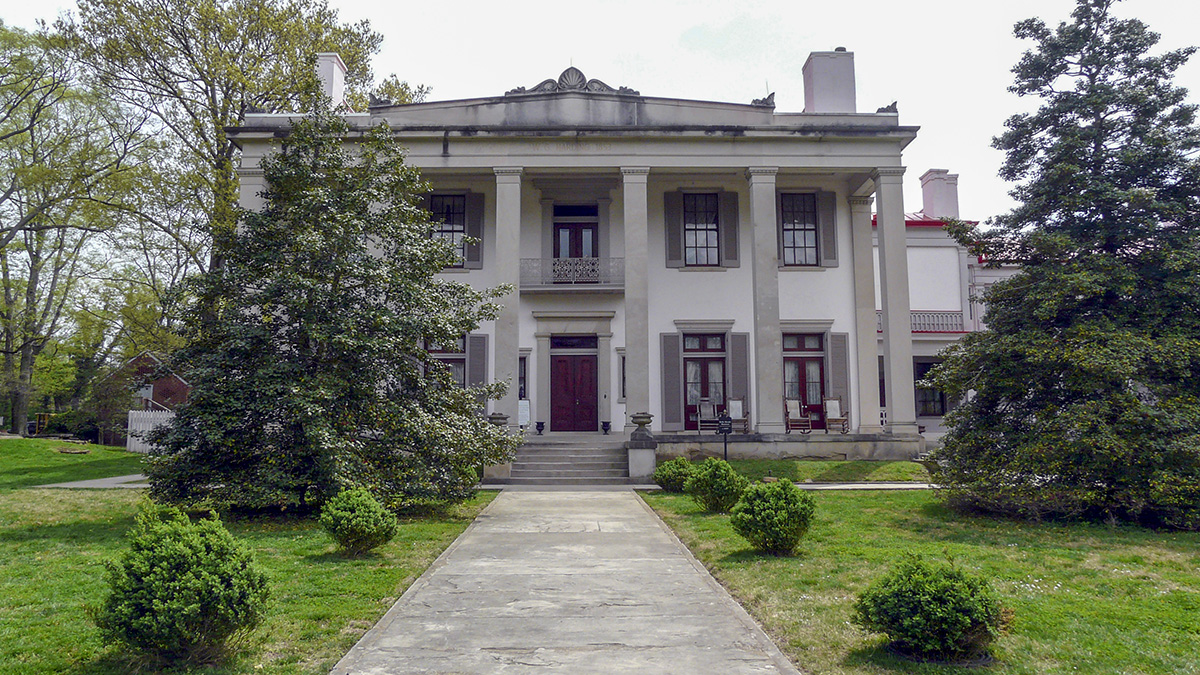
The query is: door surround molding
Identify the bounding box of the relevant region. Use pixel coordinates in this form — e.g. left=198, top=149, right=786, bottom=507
left=533, top=311, right=615, bottom=432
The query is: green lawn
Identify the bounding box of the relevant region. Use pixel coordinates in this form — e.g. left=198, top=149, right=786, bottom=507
left=643, top=490, right=1200, bottom=675
left=727, top=459, right=930, bottom=484
left=0, top=436, right=498, bottom=674
left=0, top=437, right=145, bottom=489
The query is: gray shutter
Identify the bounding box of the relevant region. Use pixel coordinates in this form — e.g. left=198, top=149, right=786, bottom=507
left=818, top=190, right=838, bottom=268
left=464, top=191, right=484, bottom=269
left=827, top=332, right=850, bottom=415
left=664, top=191, right=684, bottom=268
left=466, top=334, right=488, bottom=387
left=661, top=333, right=684, bottom=431
left=776, top=192, right=785, bottom=262
left=729, top=332, right=750, bottom=412
left=719, top=191, right=740, bottom=268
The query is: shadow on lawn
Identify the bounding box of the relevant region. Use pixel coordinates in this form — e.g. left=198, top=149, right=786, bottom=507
left=0, top=515, right=137, bottom=546
left=843, top=642, right=982, bottom=674
left=0, top=457, right=146, bottom=490
left=70, top=650, right=240, bottom=675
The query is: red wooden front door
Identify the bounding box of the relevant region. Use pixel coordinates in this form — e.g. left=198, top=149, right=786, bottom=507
left=550, top=355, right=598, bottom=431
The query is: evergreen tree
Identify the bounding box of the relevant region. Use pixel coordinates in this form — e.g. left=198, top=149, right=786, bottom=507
left=929, top=0, right=1200, bottom=529
left=147, top=110, right=518, bottom=511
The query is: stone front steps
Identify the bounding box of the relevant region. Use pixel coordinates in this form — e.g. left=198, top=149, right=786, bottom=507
left=504, top=433, right=631, bottom=485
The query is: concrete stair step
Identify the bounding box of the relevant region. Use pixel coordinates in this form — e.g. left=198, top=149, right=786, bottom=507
left=514, top=452, right=627, bottom=462
left=510, top=468, right=629, bottom=478
left=505, top=476, right=635, bottom=485
left=512, top=460, right=629, bottom=470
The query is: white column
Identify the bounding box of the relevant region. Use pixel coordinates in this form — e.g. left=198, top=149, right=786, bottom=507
left=748, top=167, right=785, bottom=434
left=873, top=168, right=918, bottom=434
left=849, top=195, right=882, bottom=433
left=621, top=167, right=651, bottom=434
left=493, top=167, right=523, bottom=428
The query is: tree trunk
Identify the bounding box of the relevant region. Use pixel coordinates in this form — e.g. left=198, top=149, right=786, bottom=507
left=13, top=344, right=33, bottom=436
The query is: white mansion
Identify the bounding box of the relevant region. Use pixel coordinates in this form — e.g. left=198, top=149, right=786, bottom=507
left=231, top=51, right=1007, bottom=464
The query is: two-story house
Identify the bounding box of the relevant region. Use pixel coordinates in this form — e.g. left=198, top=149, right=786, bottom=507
left=231, top=50, right=1002, bottom=468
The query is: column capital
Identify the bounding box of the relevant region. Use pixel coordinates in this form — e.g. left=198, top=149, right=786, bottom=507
left=870, top=167, right=906, bottom=183
left=621, top=166, right=650, bottom=181
left=848, top=195, right=875, bottom=210
left=746, top=166, right=779, bottom=183
left=494, top=166, right=523, bottom=183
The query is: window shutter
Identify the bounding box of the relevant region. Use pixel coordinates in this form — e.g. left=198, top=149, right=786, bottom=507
left=827, top=332, right=850, bottom=416
left=466, top=334, right=488, bottom=387
left=464, top=191, right=484, bottom=269
left=664, top=191, right=684, bottom=268
left=818, top=190, right=838, bottom=268
left=729, top=332, right=750, bottom=412
left=719, top=191, right=740, bottom=268
left=660, top=333, right=684, bottom=431
left=776, top=191, right=785, bottom=261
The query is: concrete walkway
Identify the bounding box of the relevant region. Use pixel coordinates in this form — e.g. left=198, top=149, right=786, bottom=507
left=331, top=490, right=802, bottom=674
left=36, top=473, right=149, bottom=489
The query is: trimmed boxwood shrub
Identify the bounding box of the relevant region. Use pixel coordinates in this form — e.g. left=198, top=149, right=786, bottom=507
left=94, top=503, right=270, bottom=663
left=684, top=458, right=749, bottom=512
left=319, top=487, right=399, bottom=555
left=730, top=480, right=816, bottom=555
left=852, top=554, right=1008, bottom=661
left=653, top=457, right=696, bottom=493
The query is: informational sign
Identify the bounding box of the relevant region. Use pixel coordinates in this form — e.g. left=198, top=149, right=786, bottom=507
left=518, top=399, right=531, bottom=427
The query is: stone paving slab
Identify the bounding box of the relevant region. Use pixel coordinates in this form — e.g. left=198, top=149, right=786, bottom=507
left=330, top=490, right=801, bottom=674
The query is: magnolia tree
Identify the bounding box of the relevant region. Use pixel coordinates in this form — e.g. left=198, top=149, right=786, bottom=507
left=148, top=110, right=519, bottom=511
left=929, top=0, right=1200, bottom=529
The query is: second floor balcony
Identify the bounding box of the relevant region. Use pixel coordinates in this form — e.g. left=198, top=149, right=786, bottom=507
left=520, top=257, right=625, bottom=293
left=877, top=310, right=966, bottom=334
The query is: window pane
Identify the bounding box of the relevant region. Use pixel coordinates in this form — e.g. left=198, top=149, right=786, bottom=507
left=684, top=336, right=701, bottom=351
left=805, top=360, right=822, bottom=405
left=685, top=360, right=702, bottom=405
left=784, top=360, right=801, bottom=399
left=804, top=335, right=821, bottom=350
left=706, top=336, right=723, bottom=350
left=708, top=361, right=725, bottom=405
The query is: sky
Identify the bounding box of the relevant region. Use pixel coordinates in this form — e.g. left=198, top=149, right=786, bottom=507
left=6, top=0, right=1200, bottom=223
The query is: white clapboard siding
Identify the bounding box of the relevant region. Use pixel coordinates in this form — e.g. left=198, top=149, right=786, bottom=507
left=126, top=410, right=175, bottom=454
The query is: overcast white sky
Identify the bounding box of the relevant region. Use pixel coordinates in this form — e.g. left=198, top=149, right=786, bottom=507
left=7, top=0, right=1200, bottom=222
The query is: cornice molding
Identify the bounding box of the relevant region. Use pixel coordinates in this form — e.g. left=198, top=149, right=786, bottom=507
left=871, top=167, right=907, bottom=182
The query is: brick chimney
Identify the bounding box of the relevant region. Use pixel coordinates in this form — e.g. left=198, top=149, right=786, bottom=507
left=315, top=53, right=347, bottom=109
left=802, top=48, right=856, bottom=113
left=919, top=169, right=959, bottom=219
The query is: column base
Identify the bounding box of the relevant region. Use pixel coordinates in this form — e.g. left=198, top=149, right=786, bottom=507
left=886, top=423, right=921, bottom=435
left=856, top=424, right=884, bottom=434
left=755, top=422, right=787, bottom=435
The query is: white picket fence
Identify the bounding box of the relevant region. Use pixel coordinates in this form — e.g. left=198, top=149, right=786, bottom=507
left=126, top=410, right=175, bottom=453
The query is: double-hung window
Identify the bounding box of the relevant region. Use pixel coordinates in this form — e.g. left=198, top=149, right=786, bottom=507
left=780, top=193, right=819, bottom=266
left=683, top=194, right=720, bottom=266
left=777, top=190, right=837, bottom=268
left=664, top=190, right=739, bottom=268
left=430, top=194, right=467, bottom=266
left=427, top=337, right=467, bottom=386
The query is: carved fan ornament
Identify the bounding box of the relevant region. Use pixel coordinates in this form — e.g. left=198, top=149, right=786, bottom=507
left=506, top=67, right=640, bottom=96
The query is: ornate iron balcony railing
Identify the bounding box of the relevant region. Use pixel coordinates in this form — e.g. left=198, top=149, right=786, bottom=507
left=520, top=257, right=624, bottom=289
